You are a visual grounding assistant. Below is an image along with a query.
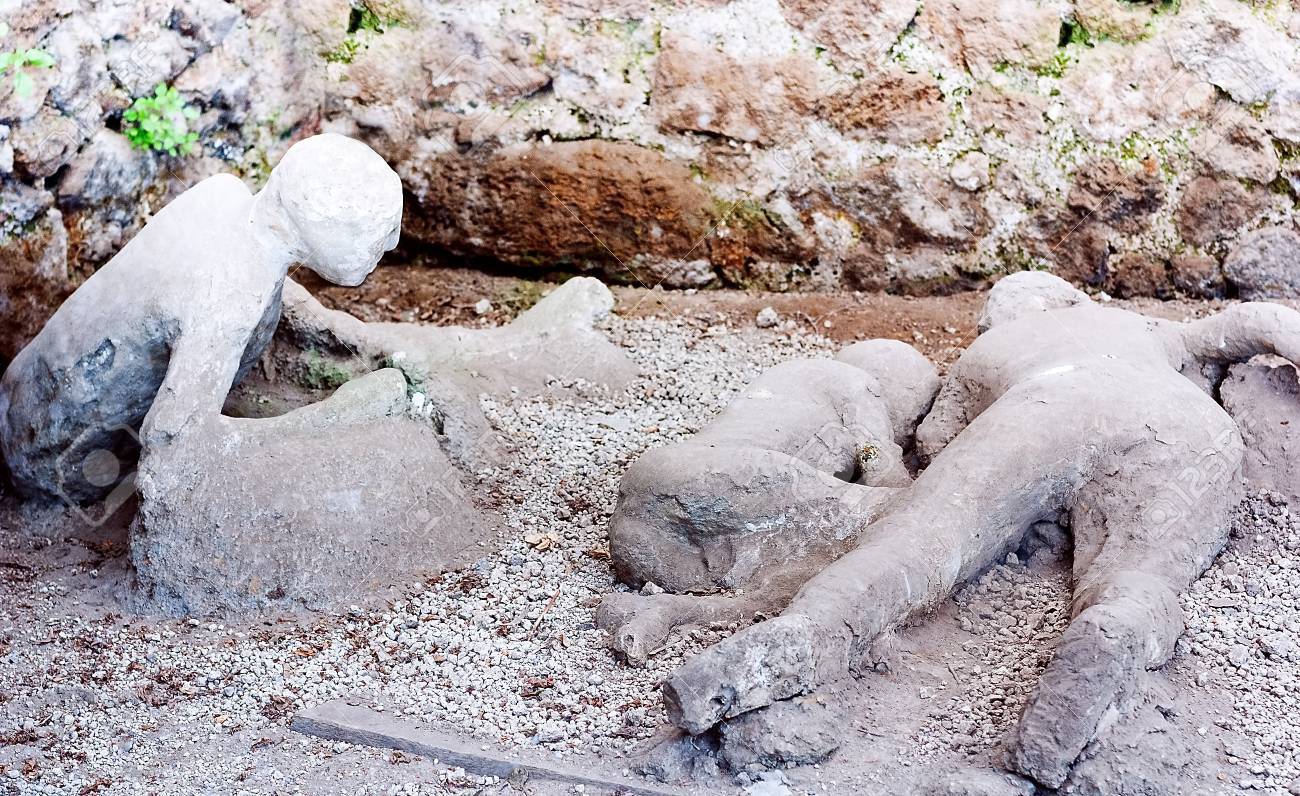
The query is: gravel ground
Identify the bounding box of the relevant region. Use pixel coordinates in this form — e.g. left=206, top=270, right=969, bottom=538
left=2, top=309, right=1299, bottom=795
left=0, top=314, right=833, bottom=795
left=915, top=553, right=1072, bottom=761
left=1180, top=493, right=1300, bottom=794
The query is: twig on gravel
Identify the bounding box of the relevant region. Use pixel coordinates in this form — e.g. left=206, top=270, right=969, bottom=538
left=527, top=563, right=573, bottom=641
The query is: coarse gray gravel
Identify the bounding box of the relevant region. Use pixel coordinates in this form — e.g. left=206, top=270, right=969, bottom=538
left=915, top=552, right=1072, bottom=760
left=2, top=312, right=1300, bottom=795
left=0, top=314, right=832, bottom=795
left=1180, top=492, right=1300, bottom=794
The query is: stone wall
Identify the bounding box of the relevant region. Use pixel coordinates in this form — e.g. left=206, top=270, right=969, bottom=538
left=1, top=0, right=328, bottom=358
left=4, top=0, right=1300, bottom=357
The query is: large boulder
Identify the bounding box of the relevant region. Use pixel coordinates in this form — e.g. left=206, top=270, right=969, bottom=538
left=1066, top=158, right=1164, bottom=236
left=1017, top=207, right=1113, bottom=288
left=548, top=22, right=654, bottom=122
left=1014, top=159, right=1168, bottom=289
left=966, top=84, right=1047, bottom=144
left=833, top=158, right=991, bottom=291
left=1223, top=227, right=1300, bottom=300
left=1168, top=0, right=1295, bottom=106
left=1192, top=105, right=1281, bottom=184
left=1064, top=40, right=1216, bottom=142
left=398, top=141, right=720, bottom=288
left=8, top=107, right=88, bottom=181
left=822, top=67, right=948, bottom=145
left=56, top=130, right=153, bottom=210
left=1168, top=252, right=1225, bottom=299
left=919, top=0, right=1065, bottom=78
left=777, top=0, right=916, bottom=66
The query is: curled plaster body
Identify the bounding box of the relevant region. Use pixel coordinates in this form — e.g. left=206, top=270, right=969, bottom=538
left=0, top=131, right=635, bottom=614
left=0, top=133, right=402, bottom=505
left=599, top=339, right=938, bottom=665
left=638, top=272, right=1300, bottom=787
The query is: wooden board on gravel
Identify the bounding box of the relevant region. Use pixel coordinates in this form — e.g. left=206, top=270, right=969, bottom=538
left=292, top=698, right=694, bottom=796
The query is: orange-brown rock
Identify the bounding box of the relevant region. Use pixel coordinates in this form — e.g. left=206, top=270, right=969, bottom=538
left=1104, top=251, right=1172, bottom=299
left=822, top=69, right=948, bottom=145
left=831, top=159, right=991, bottom=291
left=1176, top=176, right=1269, bottom=249
left=401, top=140, right=719, bottom=285
left=1066, top=158, right=1165, bottom=236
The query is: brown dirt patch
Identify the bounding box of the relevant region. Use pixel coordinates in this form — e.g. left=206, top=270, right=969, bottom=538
left=301, top=264, right=1245, bottom=371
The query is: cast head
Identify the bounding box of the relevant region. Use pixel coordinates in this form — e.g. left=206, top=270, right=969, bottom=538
left=978, top=271, right=1092, bottom=334
left=253, top=133, right=403, bottom=286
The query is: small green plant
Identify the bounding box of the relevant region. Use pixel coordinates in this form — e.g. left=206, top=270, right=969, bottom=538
left=122, top=83, right=200, bottom=157
left=303, top=352, right=355, bottom=391
left=1058, top=20, right=1095, bottom=48
left=0, top=22, right=56, bottom=98
left=1033, top=50, right=1073, bottom=79
left=323, top=37, right=362, bottom=64
left=498, top=281, right=548, bottom=317
left=322, top=3, right=405, bottom=65
left=348, top=3, right=399, bottom=34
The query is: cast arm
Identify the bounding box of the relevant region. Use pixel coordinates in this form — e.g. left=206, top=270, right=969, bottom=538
left=139, top=325, right=248, bottom=449
left=1180, top=302, right=1300, bottom=368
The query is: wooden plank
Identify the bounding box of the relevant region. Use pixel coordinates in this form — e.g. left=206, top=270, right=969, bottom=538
left=290, top=698, right=692, bottom=796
